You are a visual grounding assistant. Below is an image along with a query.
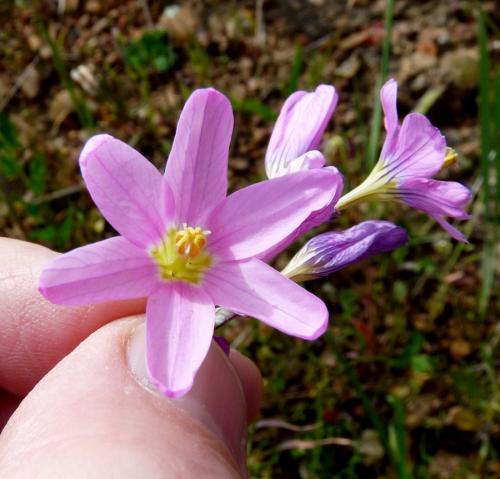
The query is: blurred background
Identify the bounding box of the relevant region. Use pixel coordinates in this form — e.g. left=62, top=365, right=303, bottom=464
left=0, top=0, right=498, bottom=477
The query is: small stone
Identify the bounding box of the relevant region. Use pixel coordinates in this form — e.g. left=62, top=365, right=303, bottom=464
left=230, top=158, right=250, bottom=171
left=158, top=5, right=198, bottom=42
left=85, top=0, right=101, bottom=13
left=59, top=0, right=79, bottom=13
left=20, top=65, right=40, bottom=99
left=40, top=45, right=52, bottom=59
left=70, top=64, right=98, bottom=95
left=447, top=406, right=478, bottom=431
left=27, top=34, right=42, bottom=51
left=49, top=89, right=73, bottom=126
left=442, top=48, right=479, bottom=89
left=355, top=430, right=384, bottom=465
left=336, top=54, right=360, bottom=79
left=449, top=339, right=472, bottom=358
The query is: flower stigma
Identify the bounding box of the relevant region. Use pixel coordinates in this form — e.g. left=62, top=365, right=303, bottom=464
left=150, top=225, right=212, bottom=284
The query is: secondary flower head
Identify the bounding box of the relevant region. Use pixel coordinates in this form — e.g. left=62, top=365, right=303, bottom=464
left=282, top=220, right=408, bottom=281
left=336, top=79, right=472, bottom=242
left=265, top=85, right=338, bottom=178
left=39, top=88, right=343, bottom=398
left=260, top=85, right=343, bottom=261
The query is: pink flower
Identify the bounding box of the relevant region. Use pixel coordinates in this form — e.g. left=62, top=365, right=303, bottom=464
left=336, top=79, right=472, bottom=242
left=260, top=85, right=343, bottom=261
left=39, top=88, right=343, bottom=398
left=265, top=85, right=339, bottom=178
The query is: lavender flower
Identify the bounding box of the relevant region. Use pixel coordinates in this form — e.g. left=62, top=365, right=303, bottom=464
left=336, top=79, right=472, bottom=242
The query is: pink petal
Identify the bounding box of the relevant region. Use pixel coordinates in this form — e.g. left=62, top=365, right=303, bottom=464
left=399, top=177, right=472, bottom=219
left=275, top=150, right=326, bottom=175
left=258, top=166, right=344, bottom=262
left=146, top=284, right=215, bottom=398
left=164, top=88, right=234, bottom=225
left=207, top=169, right=343, bottom=260
left=380, top=78, right=399, bottom=138
left=79, top=134, right=167, bottom=248
left=39, top=236, right=158, bottom=305
left=433, top=216, right=469, bottom=243
left=204, top=258, right=329, bottom=340
left=266, top=85, right=338, bottom=178
left=381, top=113, right=446, bottom=179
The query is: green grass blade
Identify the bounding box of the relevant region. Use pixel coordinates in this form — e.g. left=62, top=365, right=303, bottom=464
left=37, top=21, right=94, bottom=131
left=387, top=395, right=413, bottom=479
left=285, top=43, right=304, bottom=96
left=332, top=345, right=388, bottom=449
left=478, top=9, right=491, bottom=218
left=366, top=0, right=395, bottom=170
left=494, top=70, right=500, bottom=218
left=478, top=9, right=495, bottom=317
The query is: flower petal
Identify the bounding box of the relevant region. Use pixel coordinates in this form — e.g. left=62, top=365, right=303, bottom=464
left=146, top=283, right=215, bottom=398
left=282, top=221, right=409, bottom=280
left=207, top=169, right=343, bottom=260
left=164, top=88, right=234, bottom=225
left=381, top=113, right=446, bottom=179
left=266, top=85, right=338, bottom=178
left=433, top=216, right=469, bottom=243
left=204, top=258, right=328, bottom=340
left=39, top=236, right=157, bottom=305
left=79, top=134, right=166, bottom=248
left=399, top=177, right=472, bottom=219
left=258, top=166, right=344, bottom=262
left=274, top=150, right=326, bottom=176
left=381, top=79, right=399, bottom=137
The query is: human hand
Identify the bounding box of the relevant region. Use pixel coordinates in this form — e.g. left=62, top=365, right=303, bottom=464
left=0, top=238, right=262, bottom=478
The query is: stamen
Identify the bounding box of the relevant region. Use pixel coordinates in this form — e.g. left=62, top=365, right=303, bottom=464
left=443, top=147, right=458, bottom=168
left=151, top=225, right=212, bottom=284
left=175, top=226, right=210, bottom=258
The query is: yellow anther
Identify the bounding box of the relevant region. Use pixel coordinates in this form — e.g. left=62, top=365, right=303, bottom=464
left=150, top=225, right=212, bottom=284
left=443, top=147, right=458, bottom=168
left=175, top=226, right=210, bottom=258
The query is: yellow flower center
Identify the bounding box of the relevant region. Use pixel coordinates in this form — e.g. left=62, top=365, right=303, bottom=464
left=150, top=225, right=212, bottom=284
left=443, top=147, right=458, bottom=168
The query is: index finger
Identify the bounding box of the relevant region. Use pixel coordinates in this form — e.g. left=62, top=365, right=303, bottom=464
left=0, top=238, right=146, bottom=396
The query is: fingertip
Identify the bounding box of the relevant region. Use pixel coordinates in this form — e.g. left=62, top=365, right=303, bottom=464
left=228, top=350, right=263, bottom=423
left=0, top=318, right=245, bottom=478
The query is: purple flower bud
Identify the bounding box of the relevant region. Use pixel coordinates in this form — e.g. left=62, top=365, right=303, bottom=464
left=282, top=221, right=408, bottom=281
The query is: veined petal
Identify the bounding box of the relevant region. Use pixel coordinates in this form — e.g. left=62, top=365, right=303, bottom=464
left=79, top=134, right=167, bottom=248
left=258, top=166, right=344, bottom=262
left=399, top=177, right=472, bottom=219
left=164, top=88, right=233, bottom=225
left=381, top=79, right=399, bottom=137
left=39, top=236, right=157, bottom=305
left=205, top=258, right=328, bottom=340
left=146, top=283, right=215, bottom=398
left=266, top=85, right=338, bottom=178
left=207, top=169, right=343, bottom=260
left=282, top=221, right=408, bottom=281
left=274, top=150, right=326, bottom=176
left=381, top=113, right=446, bottom=179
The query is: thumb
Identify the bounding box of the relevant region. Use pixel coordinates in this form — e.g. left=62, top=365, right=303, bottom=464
left=0, top=317, right=262, bottom=478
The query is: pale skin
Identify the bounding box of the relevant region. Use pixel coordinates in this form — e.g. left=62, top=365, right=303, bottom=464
left=0, top=238, right=263, bottom=478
